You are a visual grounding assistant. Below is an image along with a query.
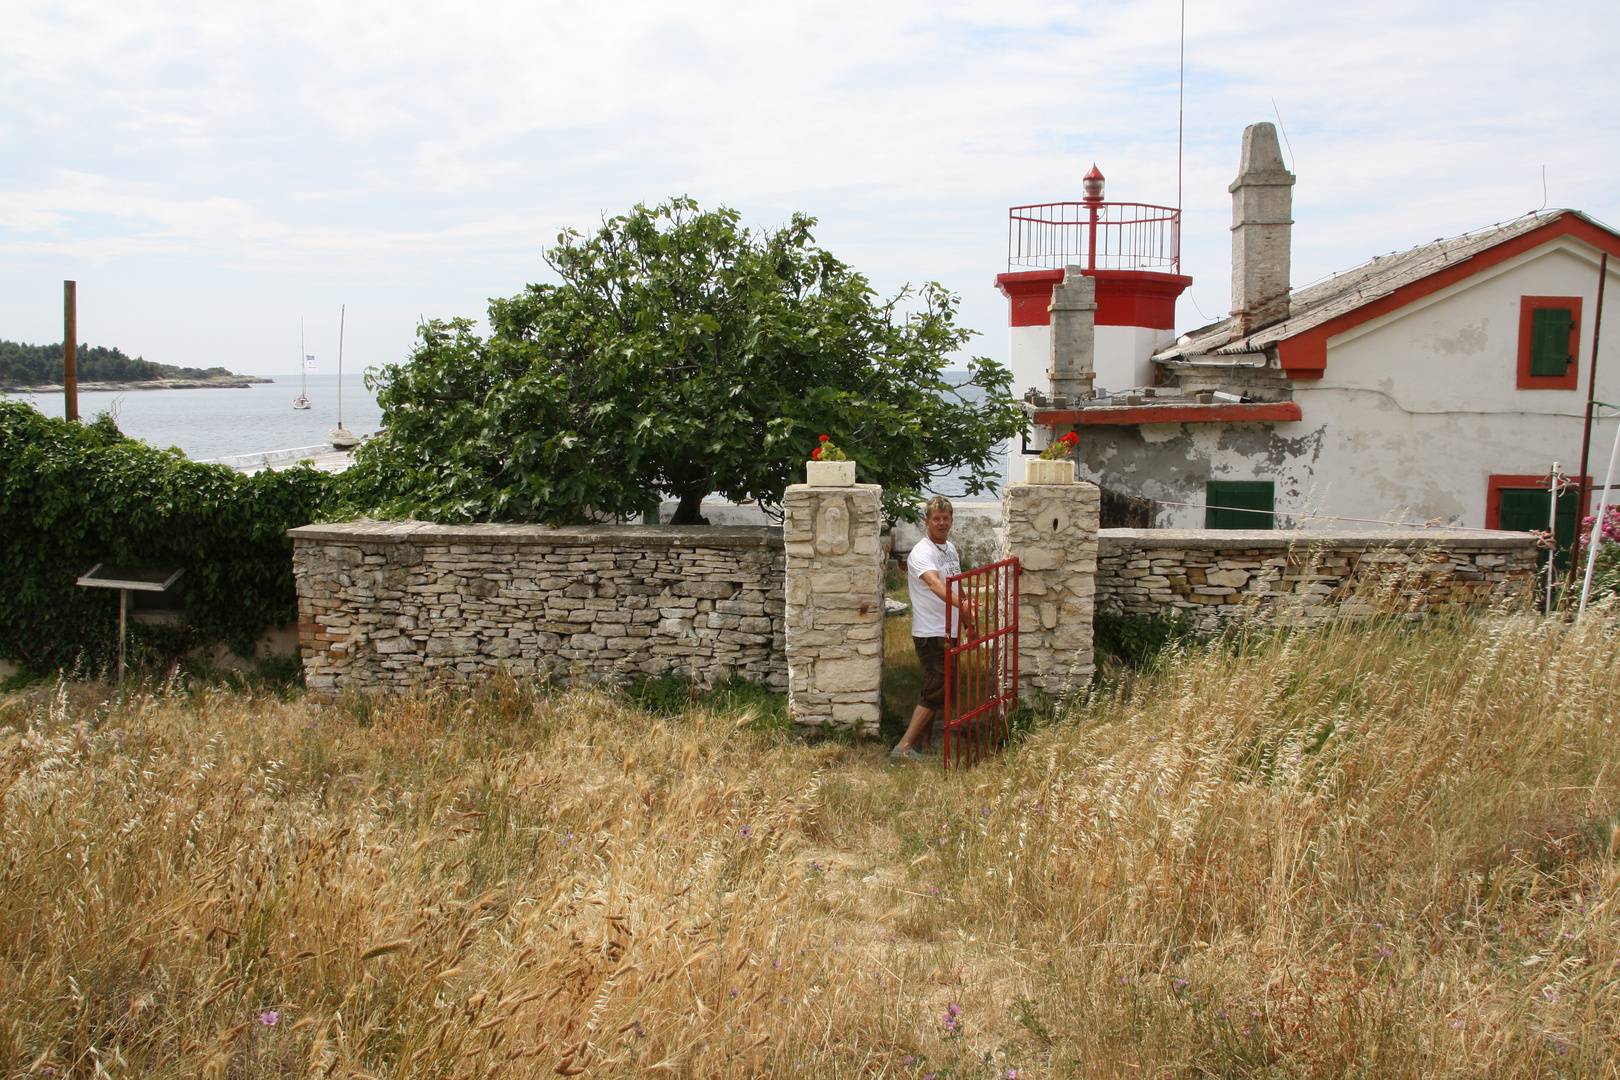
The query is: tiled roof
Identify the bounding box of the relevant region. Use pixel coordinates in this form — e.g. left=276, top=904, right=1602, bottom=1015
left=1155, top=209, right=1590, bottom=361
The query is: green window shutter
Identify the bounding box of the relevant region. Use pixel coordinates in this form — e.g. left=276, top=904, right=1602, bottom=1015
left=1205, top=480, right=1274, bottom=530
left=1497, top=486, right=1581, bottom=573
left=1529, top=307, right=1574, bottom=377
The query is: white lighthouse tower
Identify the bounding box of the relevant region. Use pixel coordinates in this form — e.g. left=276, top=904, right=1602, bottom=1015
left=995, top=165, right=1191, bottom=480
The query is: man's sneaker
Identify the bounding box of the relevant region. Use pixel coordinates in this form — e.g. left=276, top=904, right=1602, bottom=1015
left=889, top=746, right=923, bottom=762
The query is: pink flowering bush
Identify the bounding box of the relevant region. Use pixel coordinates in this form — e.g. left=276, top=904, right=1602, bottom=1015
left=1575, top=504, right=1620, bottom=598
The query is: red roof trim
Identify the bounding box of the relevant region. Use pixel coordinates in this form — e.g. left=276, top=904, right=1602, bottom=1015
left=1279, top=213, right=1620, bottom=380
left=1033, top=401, right=1302, bottom=426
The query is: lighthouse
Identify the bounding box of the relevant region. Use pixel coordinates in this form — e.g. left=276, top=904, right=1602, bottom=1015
left=995, top=166, right=1191, bottom=482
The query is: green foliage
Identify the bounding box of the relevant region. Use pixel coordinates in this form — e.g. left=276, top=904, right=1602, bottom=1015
left=346, top=197, right=1027, bottom=526
left=179, top=652, right=308, bottom=697
left=1094, top=611, right=1200, bottom=671
left=624, top=672, right=790, bottom=731
left=0, top=339, right=234, bottom=386
left=0, top=401, right=338, bottom=673
left=1577, top=543, right=1620, bottom=605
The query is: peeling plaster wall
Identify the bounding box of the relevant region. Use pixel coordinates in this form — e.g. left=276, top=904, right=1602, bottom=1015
left=1075, top=241, right=1620, bottom=529
left=1074, top=421, right=1327, bottom=528
left=1292, top=241, right=1620, bottom=527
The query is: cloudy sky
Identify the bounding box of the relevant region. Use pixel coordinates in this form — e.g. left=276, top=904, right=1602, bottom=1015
left=2, top=0, right=1616, bottom=380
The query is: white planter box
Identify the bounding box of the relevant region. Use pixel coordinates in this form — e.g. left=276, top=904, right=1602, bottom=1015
left=806, top=460, right=857, bottom=486
left=1024, top=458, right=1075, bottom=484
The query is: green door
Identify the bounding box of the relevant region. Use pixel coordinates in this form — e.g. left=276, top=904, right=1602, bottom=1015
left=1206, top=480, right=1275, bottom=530
left=1498, top=486, right=1580, bottom=573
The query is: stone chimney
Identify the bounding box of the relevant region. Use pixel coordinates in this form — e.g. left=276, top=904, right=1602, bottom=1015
left=1048, top=266, right=1096, bottom=402
left=1229, top=122, right=1295, bottom=335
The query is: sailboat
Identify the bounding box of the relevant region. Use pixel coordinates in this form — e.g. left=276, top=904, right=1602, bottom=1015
left=293, top=320, right=312, bottom=410
left=328, top=304, right=357, bottom=449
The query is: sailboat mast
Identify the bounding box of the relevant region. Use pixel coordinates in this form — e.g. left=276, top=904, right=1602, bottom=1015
left=300, top=319, right=307, bottom=398
left=337, top=304, right=345, bottom=430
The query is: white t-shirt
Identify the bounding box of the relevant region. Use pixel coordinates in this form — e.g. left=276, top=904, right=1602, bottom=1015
left=908, top=537, right=961, bottom=638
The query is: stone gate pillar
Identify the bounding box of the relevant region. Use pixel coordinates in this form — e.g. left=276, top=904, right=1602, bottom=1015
left=1002, top=480, right=1100, bottom=700
left=783, top=482, right=885, bottom=733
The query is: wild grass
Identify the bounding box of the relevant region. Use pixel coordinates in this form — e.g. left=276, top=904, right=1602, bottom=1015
left=2, top=611, right=1620, bottom=1077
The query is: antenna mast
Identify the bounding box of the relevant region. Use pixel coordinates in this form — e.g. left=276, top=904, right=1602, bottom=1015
left=1177, top=0, right=1185, bottom=213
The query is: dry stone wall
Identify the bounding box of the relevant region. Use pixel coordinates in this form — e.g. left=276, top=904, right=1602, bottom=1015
left=1097, top=528, right=1539, bottom=631
left=290, top=522, right=784, bottom=704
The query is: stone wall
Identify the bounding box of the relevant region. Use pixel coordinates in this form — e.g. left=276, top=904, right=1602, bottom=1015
left=1097, top=528, right=1540, bottom=631
left=1002, top=482, right=1101, bottom=700
left=783, top=483, right=886, bottom=734
left=290, top=522, right=784, bottom=704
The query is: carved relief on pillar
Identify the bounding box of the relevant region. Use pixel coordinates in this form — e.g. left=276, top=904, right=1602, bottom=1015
left=814, top=497, right=851, bottom=556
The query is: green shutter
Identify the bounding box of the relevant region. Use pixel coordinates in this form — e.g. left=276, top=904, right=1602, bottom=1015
left=1205, top=480, right=1275, bottom=530
left=1529, top=307, right=1574, bottom=377
left=1497, top=486, right=1581, bottom=573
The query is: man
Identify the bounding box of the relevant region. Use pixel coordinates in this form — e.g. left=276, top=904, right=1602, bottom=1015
left=892, top=495, right=975, bottom=761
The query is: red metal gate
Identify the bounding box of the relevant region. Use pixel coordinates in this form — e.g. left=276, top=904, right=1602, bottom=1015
left=942, top=557, right=1020, bottom=770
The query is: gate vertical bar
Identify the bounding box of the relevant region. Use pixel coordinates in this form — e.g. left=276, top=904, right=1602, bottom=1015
left=943, top=557, right=1020, bottom=770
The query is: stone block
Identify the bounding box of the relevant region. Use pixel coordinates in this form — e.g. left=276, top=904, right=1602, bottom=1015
left=832, top=702, right=880, bottom=726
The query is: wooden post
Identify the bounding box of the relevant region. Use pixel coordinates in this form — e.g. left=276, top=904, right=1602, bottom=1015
left=63, top=280, right=78, bottom=422
left=118, top=587, right=128, bottom=690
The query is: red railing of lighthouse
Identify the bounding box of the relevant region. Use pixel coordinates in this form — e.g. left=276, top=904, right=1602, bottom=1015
left=942, top=558, right=1020, bottom=770
left=1008, top=201, right=1181, bottom=273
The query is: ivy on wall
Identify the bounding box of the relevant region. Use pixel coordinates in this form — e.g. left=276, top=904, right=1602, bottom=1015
left=0, top=401, right=339, bottom=672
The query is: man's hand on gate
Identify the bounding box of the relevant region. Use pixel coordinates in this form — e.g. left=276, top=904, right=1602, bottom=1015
left=958, top=597, right=980, bottom=633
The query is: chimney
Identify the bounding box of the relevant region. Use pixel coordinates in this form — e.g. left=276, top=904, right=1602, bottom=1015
left=1229, top=122, right=1295, bottom=335
left=1048, top=266, right=1096, bottom=402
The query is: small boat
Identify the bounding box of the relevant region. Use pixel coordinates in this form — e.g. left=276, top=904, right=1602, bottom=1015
left=328, top=304, right=356, bottom=449
left=293, top=321, right=313, bottom=409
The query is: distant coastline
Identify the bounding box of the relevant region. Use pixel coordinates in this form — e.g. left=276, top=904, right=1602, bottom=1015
left=2, top=339, right=274, bottom=393
left=1, top=375, right=274, bottom=393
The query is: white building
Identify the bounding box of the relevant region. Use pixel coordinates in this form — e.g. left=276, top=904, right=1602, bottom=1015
left=1004, top=123, right=1620, bottom=551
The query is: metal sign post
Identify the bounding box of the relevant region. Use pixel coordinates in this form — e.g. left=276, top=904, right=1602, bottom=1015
left=75, top=564, right=184, bottom=687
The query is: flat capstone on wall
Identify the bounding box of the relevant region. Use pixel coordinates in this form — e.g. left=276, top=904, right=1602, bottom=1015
left=290, top=522, right=785, bottom=704
left=1096, top=528, right=1540, bottom=631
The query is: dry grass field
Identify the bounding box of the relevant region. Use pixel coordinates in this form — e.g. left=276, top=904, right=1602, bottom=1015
left=3, top=611, right=1620, bottom=1078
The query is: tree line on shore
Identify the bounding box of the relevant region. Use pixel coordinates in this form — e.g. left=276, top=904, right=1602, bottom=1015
left=0, top=339, right=233, bottom=386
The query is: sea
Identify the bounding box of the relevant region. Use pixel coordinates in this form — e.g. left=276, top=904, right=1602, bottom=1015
left=4, top=374, right=383, bottom=461
left=3, top=371, right=1001, bottom=495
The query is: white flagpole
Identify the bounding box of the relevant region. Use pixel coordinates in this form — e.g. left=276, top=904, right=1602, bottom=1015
left=1546, top=462, right=1562, bottom=613
left=1579, top=413, right=1620, bottom=615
